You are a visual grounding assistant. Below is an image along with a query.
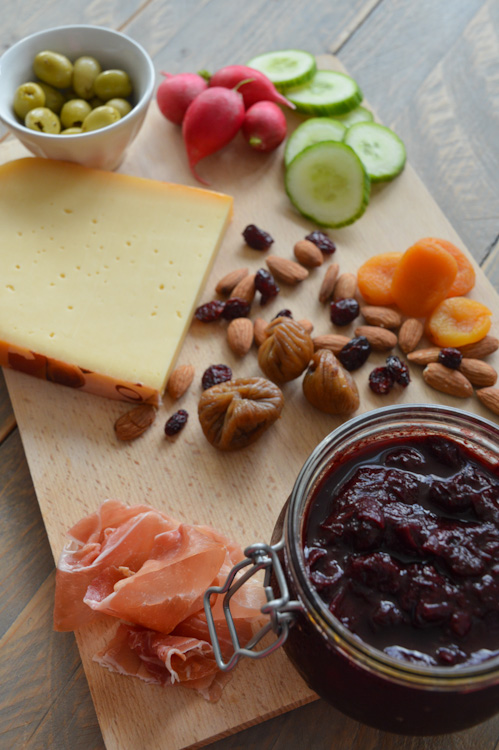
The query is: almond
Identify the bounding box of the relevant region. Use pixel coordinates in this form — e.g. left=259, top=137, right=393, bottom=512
left=476, top=386, right=499, bottom=415
left=407, top=347, right=441, bottom=365
left=458, top=335, right=499, bottom=359
left=423, top=363, right=473, bottom=398
left=312, top=334, right=350, bottom=353
left=355, top=325, right=397, bottom=351
left=318, top=263, right=340, bottom=303
left=227, top=317, right=254, bottom=356
left=253, top=317, right=268, bottom=347
left=333, top=272, right=357, bottom=301
left=266, top=255, right=309, bottom=284
left=361, top=305, right=402, bottom=329
left=215, top=267, right=248, bottom=296
left=231, top=272, right=256, bottom=303
left=114, top=404, right=156, bottom=441
left=166, top=364, right=195, bottom=399
left=398, top=318, right=424, bottom=353
left=298, top=318, right=314, bottom=335
left=293, top=239, right=323, bottom=268
left=459, top=358, right=498, bottom=387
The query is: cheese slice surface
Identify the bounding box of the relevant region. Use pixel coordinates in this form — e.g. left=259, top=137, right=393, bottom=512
left=0, top=158, right=233, bottom=401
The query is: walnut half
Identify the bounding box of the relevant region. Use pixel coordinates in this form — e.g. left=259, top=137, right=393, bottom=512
left=198, top=376, right=284, bottom=451
left=302, top=349, right=359, bottom=414
left=258, top=316, right=314, bottom=384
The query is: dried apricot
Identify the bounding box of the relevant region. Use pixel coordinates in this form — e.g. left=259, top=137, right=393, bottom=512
left=390, top=239, right=458, bottom=317
left=420, top=237, right=475, bottom=297
left=357, top=252, right=402, bottom=306
left=426, top=297, right=492, bottom=347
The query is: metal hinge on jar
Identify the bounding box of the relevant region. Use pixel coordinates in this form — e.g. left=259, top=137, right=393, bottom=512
left=203, top=540, right=303, bottom=671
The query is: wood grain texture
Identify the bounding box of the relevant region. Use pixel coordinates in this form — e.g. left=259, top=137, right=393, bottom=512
left=1, top=1, right=498, bottom=748
left=340, top=0, right=499, bottom=260
left=124, top=0, right=374, bottom=76
left=0, top=370, right=16, bottom=442
left=0, top=429, right=54, bottom=635
left=0, top=574, right=104, bottom=750
left=2, top=49, right=499, bottom=749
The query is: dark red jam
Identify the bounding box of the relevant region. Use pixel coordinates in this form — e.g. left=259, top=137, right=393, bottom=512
left=304, top=435, right=499, bottom=669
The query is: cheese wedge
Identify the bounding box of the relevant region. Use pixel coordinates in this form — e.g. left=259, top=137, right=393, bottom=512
left=0, top=158, right=233, bottom=403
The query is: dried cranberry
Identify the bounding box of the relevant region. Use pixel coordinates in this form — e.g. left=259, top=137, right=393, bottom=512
left=194, top=299, right=225, bottom=322
left=201, top=364, right=232, bottom=390
left=386, top=355, right=411, bottom=387
left=221, top=297, right=251, bottom=320
left=330, top=297, right=359, bottom=326
left=242, top=224, right=274, bottom=250
left=338, top=336, right=371, bottom=371
left=254, top=268, right=280, bottom=304
left=305, top=230, right=336, bottom=255
left=272, top=309, right=293, bottom=320
left=369, top=366, right=395, bottom=394
left=164, top=409, right=188, bottom=436
left=438, top=347, right=463, bottom=369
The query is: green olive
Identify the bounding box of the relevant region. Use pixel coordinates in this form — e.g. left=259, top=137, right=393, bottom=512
left=25, top=107, right=61, bottom=134
left=93, top=69, right=132, bottom=101
left=61, top=127, right=83, bottom=135
left=81, top=105, right=121, bottom=132
left=106, top=97, right=132, bottom=117
left=37, top=82, right=65, bottom=114
left=60, top=98, right=92, bottom=128
left=72, top=56, right=102, bottom=99
left=13, top=82, right=46, bottom=119
left=33, top=50, right=73, bottom=89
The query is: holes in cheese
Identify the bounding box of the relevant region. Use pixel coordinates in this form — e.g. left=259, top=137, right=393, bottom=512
left=0, top=158, right=233, bottom=403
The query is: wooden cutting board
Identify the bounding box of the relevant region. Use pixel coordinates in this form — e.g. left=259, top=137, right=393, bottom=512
left=2, top=55, right=498, bottom=750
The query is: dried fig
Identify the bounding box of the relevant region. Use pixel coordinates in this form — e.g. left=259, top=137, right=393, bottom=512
left=302, top=349, right=360, bottom=415
left=198, top=377, right=284, bottom=451
left=258, top=316, right=314, bottom=384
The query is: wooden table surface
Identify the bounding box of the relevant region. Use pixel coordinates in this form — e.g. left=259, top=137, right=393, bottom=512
left=1, top=1, right=499, bottom=748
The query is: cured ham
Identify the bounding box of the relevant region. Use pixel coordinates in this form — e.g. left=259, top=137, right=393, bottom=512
left=94, top=624, right=232, bottom=702
left=53, top=499, right=265, bottom=700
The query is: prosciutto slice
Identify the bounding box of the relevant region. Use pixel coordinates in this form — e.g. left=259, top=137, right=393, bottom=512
left=53, top=499, right=265, bottom=700
left=94, top=624, right=232, bottom=702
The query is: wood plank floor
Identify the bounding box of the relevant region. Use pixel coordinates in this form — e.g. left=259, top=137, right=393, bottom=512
left=1, top=1, right=498, bottom=748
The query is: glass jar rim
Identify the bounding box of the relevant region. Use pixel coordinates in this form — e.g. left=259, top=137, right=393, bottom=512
left=285, top=403, right=499, bottom=686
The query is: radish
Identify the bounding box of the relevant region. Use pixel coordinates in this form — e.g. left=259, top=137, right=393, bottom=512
left=156, top=72, right=208, bottom=125
left=242, top=101, right=287, bottom=152
left=182, top=86, right=246, bottom=184
left=208, top=65, right=295, bottom=110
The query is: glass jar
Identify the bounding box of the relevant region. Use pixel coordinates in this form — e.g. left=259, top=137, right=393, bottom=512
left=205, top=404, right=499, bottom=735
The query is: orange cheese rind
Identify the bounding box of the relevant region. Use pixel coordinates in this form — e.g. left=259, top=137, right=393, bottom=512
left=0, top=339, right=160, bottom=405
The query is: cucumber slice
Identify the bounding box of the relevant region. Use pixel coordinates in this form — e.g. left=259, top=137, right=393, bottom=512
left=284, top=117, right=347, bottom=167
left=333, top=105, right=374, bottom=127
left=285, top=70, right=362, bottom=115
left=246, top=49, right=316, bottom=91
left=285, top=141, right=370, bottom=228
left=344, top=122, right=406, bottom=182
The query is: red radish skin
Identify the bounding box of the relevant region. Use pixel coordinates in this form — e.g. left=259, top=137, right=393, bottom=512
left=209, top=65, right=295, bottom=110
left=242, top=101, right=287, bottom=152
left=182, top=86, right=246, bottom=184
left=156, top=72, right=208, bottom=125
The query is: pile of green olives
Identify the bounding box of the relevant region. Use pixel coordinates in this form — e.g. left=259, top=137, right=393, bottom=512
left=13, top=50, right=134, bottom=135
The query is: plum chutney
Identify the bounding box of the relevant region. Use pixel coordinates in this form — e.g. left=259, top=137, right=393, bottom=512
left=304, top=435, right=499, bottom=668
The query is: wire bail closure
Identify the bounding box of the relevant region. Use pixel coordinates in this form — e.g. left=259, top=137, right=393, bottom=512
left=203, top=539, right=302, bottom=671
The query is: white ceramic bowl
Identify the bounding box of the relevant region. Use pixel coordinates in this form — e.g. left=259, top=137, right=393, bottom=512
left=0, top=25, right=155, bottom=170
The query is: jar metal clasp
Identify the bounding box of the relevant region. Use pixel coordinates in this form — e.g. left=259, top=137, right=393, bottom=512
left=203, top=539, right=302, bottom=671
